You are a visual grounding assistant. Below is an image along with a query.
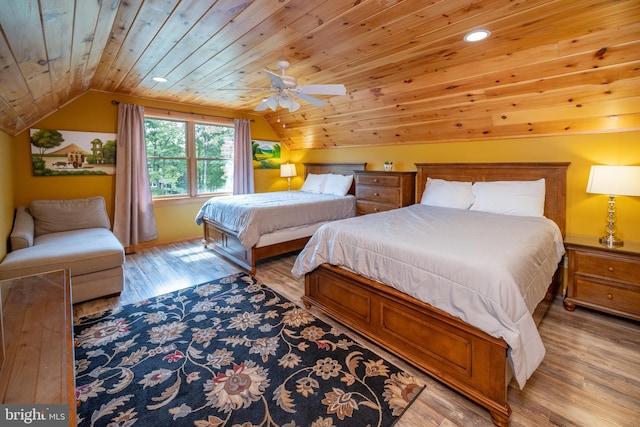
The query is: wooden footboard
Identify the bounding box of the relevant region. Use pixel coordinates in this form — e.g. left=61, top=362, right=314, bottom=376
left=303, top=263, right=561, bottom=426
left=202, top=218, right=309, bottom=274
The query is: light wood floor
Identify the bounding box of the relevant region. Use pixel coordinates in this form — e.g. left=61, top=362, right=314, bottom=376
left=74, top=240, right=640, bottom=427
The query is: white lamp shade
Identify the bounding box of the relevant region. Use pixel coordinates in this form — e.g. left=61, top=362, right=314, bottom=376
left=586, top=165, right=640, bottom=196
left=280, top=163, right=297, bottom=178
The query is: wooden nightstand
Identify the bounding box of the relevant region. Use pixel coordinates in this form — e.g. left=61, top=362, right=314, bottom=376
left=564, top=235, right=640, bottom=321
left=354, top=170, right=416, bottom=215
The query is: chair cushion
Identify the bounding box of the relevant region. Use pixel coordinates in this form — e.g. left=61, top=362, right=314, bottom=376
left=30, top=197, right=111, bottom=237
left=0, top=228, right=124, bottom=280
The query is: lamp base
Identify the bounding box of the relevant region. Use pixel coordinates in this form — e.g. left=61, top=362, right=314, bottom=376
left=599, top=234, right=624, bottom=248
left=599, top=195, right=624, bottom=248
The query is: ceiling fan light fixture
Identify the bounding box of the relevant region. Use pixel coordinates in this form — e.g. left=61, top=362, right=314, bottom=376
left=464, top=29, right=491, bottom=42
left=265, top=95, right=279, bottom=111
left=278, top=94, right=300, bottom=112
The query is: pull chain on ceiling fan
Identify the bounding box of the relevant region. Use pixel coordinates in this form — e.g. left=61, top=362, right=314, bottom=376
left=254, top=61, right=346, bottom=112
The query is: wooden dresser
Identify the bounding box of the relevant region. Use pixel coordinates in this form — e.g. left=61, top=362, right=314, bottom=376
left=354, top=170, right=416, bottom=215
left=564, top=235, right=640, bottom=321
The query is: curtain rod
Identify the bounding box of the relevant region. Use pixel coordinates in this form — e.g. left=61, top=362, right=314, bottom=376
left=111, top=100, right=255, bottom=122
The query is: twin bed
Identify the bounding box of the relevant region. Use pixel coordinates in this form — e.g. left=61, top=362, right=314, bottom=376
left=197, top=161, right=569, bottom=426
left=195, top=163, right=366, bottom=273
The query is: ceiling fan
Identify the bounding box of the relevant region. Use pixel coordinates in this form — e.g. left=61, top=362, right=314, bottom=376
left=254, top=61, right=346, bottom=112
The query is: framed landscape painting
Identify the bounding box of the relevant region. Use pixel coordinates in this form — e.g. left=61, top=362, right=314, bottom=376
left=30, top=129, right=117, bottom=176
left=252, top=140, right=281, bottom=169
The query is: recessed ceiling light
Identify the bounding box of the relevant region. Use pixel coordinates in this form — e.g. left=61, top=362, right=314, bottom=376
left=152, top=76, right=167, bottom=83
left=464, top=29, right=491, bottom=42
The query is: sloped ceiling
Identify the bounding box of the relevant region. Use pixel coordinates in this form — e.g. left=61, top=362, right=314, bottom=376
left=0, top=0, right=638, bottom=149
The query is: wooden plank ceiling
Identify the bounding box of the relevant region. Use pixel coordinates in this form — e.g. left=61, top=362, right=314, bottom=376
left=0, top=0, right=638, bottom=149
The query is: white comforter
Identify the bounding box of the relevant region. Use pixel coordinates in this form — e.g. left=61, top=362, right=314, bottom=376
left=194, top=191, right=355, bottom=249
left=291, top=205, right=565, bottom=388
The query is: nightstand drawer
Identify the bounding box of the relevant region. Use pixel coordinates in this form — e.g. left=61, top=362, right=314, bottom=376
left=574, top=251, right=640, bottom=284
left=356, top=200, right=395, bottom=215
left=356, top=186, right=399, bottom=204
left=356, top=174, right=400, bottom=187
left=573, top=277, right=640, bottom=316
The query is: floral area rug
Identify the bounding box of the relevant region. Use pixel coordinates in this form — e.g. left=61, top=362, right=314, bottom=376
left=74, top=273, right=425, bottom=427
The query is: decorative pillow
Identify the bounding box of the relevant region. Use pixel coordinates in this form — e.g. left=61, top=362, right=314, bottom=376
left=322, top=174, right=354, bottom=196
left=300, top=173, right=328, bottom=193
left=420, top=177, right=474, bottom=209
left=470, top=179, right=546, bottom=217
left=30, top=196, right=111, bottom=237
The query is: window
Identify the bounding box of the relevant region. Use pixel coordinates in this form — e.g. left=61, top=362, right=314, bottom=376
left=144, top=110, right=234, bottom=199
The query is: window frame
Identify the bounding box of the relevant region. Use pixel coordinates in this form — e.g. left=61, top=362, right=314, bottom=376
left=144, top=108, right=235, bottom=205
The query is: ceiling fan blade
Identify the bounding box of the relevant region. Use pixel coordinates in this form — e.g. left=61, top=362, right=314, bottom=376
left=264, top=70, right=286, bottom=89
left=254, top=94, right=279, bottom=111
left=218, top=87, right=272, bottom=91
left=298, top=84, right=346, bottom=96
left=295, top=93, right=326, bottom=107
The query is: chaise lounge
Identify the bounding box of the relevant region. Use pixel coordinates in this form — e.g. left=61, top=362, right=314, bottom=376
left=0, top=196, right=125, bottom=303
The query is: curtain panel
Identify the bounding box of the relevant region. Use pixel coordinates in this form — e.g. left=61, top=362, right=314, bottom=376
left=113, top=103, right=158, bottom=248
left=233, top=118, right=254, bottom=195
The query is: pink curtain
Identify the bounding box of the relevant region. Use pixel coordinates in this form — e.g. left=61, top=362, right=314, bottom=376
left=233, top=118, right=254, bottom=194
left=113, top=103, right=158, bottom=248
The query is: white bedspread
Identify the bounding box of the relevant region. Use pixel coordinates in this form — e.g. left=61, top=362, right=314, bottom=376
left=194, top=191, right=355, bottom=249
left=291, top=205, right=565, bottom=388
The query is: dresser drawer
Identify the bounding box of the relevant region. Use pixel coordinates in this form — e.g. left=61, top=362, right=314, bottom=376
left=356, top=186, right=399, bottom=204
left=356, top=200, right=396, bottom=215
left=574, top=251, right=640, bottom=284
left=573, top=277, right=640, bottom=316
left=356, top=174, right=400, bottom=187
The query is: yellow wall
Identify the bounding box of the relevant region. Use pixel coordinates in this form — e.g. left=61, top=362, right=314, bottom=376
left=0, top=130, right=15, bottom=258
left=5, top=89, right=640, bottom=246
left=10, top=91, right=282, bottom=246
left=288, top=132, right=640, bottom=242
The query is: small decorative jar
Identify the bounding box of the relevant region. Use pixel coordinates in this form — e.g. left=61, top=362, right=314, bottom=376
left=384, top=161, right=393, bottom=171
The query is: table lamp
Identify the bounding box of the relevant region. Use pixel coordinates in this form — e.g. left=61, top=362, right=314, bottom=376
left=586, top=165, right=640, bottom=248
left=280, top=163, right=297, bottom=191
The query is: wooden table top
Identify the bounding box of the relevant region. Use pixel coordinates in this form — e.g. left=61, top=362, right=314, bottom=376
left=0, top=270, right=75, bottom=424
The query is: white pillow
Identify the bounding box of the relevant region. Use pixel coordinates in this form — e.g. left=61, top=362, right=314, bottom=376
left=322, top=174, right=354, bottom=196
left=420, top=178, right=474, bottom=209
left=300, top=173, right=328, bottom=193
left=470, top=179, right=546, bottom=217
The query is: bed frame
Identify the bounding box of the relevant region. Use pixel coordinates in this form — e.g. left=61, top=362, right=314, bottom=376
left=302, top=162, right=569, bottom=426
left=201, top=162, right=366, bottom=274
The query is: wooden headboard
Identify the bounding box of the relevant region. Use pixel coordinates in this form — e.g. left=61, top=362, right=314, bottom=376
left=303, top=162, right=367, bottom=195
left=415, top=162, right=570, bottom=237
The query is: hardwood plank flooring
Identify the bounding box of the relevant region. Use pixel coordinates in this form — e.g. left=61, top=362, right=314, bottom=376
left=74, top=240, right=640, bottom=427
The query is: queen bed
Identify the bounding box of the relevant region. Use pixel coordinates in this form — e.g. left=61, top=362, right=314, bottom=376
left=195, top=162, right=366, bottom=273
left=292, top=162, right=569, bottom=426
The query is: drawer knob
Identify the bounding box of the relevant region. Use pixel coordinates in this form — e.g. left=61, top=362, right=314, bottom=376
left=373, top=179, right=379, bottom=183
left=374, top=192, right=379, bottom=196
left=374, top=207, right=379, bottom=212
left=607, top=266, right=614, bottom=273
left=607, top=293, right=613, bottom=300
